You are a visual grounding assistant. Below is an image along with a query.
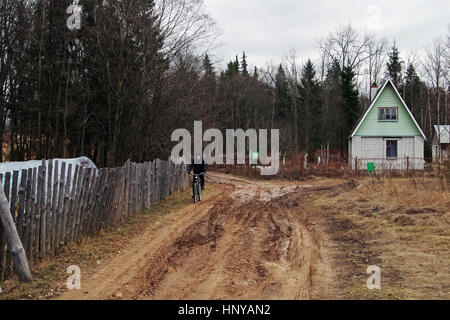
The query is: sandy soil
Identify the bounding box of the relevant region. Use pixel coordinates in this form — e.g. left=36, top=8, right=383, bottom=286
left=58, top=173, right=340, bottom=300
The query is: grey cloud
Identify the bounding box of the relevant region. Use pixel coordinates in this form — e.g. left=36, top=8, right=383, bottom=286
left=205, top=0, right=450, bottom=69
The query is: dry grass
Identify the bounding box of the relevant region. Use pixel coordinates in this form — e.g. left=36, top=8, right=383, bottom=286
left=0, top=187, right=200, bottom=300
left=1, top=174, right=448, bottom=300
left=310, top=176, right=450, bottom=300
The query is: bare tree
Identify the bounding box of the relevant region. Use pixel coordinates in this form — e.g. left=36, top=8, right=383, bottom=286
left=0, top=0, right=31, bottom=161
left=446, top=26, right=450, bottom=81
left=319, top=24, right=377, bottom=72
left=366, top=36, right=388, bottom=101
left=423, top=36, right=449, bottom=161
left=155, top=0, right=221, bottom=63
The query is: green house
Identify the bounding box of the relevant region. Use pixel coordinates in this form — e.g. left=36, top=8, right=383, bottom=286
left=349, top=80, right=427, bottom=170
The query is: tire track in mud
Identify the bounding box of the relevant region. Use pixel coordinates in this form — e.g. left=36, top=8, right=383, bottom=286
left=59, top=173, right=338, bottom=300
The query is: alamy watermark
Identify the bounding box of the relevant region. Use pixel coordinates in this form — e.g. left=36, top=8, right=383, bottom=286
left=366, top=265, right=381, bottom=290
left=66, top=265, right=81, bottom=290
left=366, top=5, right=382, bottom=30
left=171, top=121, right=280, bottom=176
left=66, top=1, right=82, bottom=31
left=67, top=0, right=111, bottom=31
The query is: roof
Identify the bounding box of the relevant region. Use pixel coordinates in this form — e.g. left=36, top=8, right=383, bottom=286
left=348, top=86, right=382, bottom=137
left=434, top=125, right=450, bottom=144
left=350, top=80, right=427, bottom=140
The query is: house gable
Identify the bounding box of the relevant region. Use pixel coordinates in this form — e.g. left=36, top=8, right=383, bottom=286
left=351, top=80, right=426, bottom=139
left=433, top=125, right=450, bottom=144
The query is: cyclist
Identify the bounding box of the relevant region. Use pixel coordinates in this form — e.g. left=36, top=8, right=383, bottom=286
left=188, top=153, right=207, bottom=191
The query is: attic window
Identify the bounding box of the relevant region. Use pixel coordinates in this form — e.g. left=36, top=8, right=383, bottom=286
left=378, top=107, right=398, bottom=121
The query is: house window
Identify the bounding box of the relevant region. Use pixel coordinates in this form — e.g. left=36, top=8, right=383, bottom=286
left=378, top=107, right=398, bottom=121
left=386, top=140, right=398, bottom=158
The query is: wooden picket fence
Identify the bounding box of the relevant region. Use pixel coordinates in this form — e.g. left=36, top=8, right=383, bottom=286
left=0, top=158, right=189, bottom=281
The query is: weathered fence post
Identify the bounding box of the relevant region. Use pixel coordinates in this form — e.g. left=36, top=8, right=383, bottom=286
left=55, top=162, right=66, bottom=254
left=0, top=157, right=190, bottom=283
left=5, top=171, right=18, bottom=276
left=27, top=168, right=37, bottom=260
left=0, top=185, right=33, bottom=282
left=46, top=160, right=53, bottom=256
left=38, top=161, right=46, bottom=260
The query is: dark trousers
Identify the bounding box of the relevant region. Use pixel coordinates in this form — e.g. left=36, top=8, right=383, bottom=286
left=193, top=175, right=205, bottom=191
left=200, top=175, right=205, bottom=189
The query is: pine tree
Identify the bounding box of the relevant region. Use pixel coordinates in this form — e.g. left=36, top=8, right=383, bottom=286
left=321, top=58, right=343, bottom=151
left=252, top=66, right=259, bottom=80
left=234, top=55, right=240, bottom=73
left=225, top=60, right=238, bottom=77
left=402, top=63, right=422, bottom=119
left=241, top=52, right=249, bottom=77
left=386, top=43, right=403, bottom=88
left=275, top=65, right=291, bottom=119
left=325, top=59, right=341, bottom=86
left=202, top=54, right=216, bottom=97
left=203, top=54, right=214, bottom=74
left=340, top=66, right=360, bottom=149
left=225, top=55, right=240, bottom=77
left=298, top=59, right=322, bottom=153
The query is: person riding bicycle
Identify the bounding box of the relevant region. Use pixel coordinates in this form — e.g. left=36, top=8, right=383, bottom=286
left=188, top=154, right=207, bottom=191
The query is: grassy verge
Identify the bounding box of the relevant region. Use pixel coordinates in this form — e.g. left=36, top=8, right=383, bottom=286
left=0, top=187, right=199, bottom=300
left=309, top=176, right=450, bottom=300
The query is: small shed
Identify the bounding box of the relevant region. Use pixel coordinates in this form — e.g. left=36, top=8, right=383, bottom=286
left=432, top=125, right=450, bottom=162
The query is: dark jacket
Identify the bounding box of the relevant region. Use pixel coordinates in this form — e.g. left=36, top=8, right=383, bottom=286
left=188, top=159, right=207, bottom=174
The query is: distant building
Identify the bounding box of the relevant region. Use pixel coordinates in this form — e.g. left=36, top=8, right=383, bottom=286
left=349, top=80, right=426, bottom=171
left=432, top=125, right=450, bottom=162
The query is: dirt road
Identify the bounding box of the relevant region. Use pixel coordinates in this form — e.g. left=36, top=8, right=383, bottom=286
left=59, top=173, right=339, bottom=300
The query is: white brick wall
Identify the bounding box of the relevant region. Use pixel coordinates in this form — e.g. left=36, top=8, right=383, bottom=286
left=432, top=143, right=450, bottom=162
left=350, top=136, right=425, bottom=170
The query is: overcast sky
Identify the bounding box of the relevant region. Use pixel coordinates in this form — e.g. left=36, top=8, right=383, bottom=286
left=205, top=0, right=450, bottom=70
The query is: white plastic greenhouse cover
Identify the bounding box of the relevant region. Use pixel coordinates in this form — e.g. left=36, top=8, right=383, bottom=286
left=0, top=156, right=98, bottom=202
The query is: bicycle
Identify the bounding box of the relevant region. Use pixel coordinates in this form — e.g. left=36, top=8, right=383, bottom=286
left=191, top=172, right=204, bottom=203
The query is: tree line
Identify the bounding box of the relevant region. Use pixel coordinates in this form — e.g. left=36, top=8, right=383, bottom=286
left=1, top=1, right=449, bottom=167
left=0, top=0, right=217, bottom=167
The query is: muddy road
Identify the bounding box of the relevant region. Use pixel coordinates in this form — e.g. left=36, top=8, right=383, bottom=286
left=59, top=173, right=340, bottom=300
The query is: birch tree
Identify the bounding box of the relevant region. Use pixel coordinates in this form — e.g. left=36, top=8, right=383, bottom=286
left=423, top=36, right=449, bottom=161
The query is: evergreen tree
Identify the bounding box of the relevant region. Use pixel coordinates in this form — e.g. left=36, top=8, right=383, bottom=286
left=201, top=54, right=216, bottom=98
left=402, top=63, right=422, bottom=120
left=274, top=65, right=291, bottom=119
left=234, top=55, right=240, bottom=73
left=241, top=52, right=249, bottom=77
left=252, top=66, right=259, bottom=80
left=322, top=58, right=343, bottom=151
left=203, top=54, right=214, bottom=74
left=298, top=60, right=322, bottom=153
left=225, top=56, right=240, bottom=77
left=325, top=59, right=342, bottom=88
left=386, top=43, right=403, bottom=88
left=225, top=61, right=237, bottom=77
left=340, top=66, right=360, bottom=149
